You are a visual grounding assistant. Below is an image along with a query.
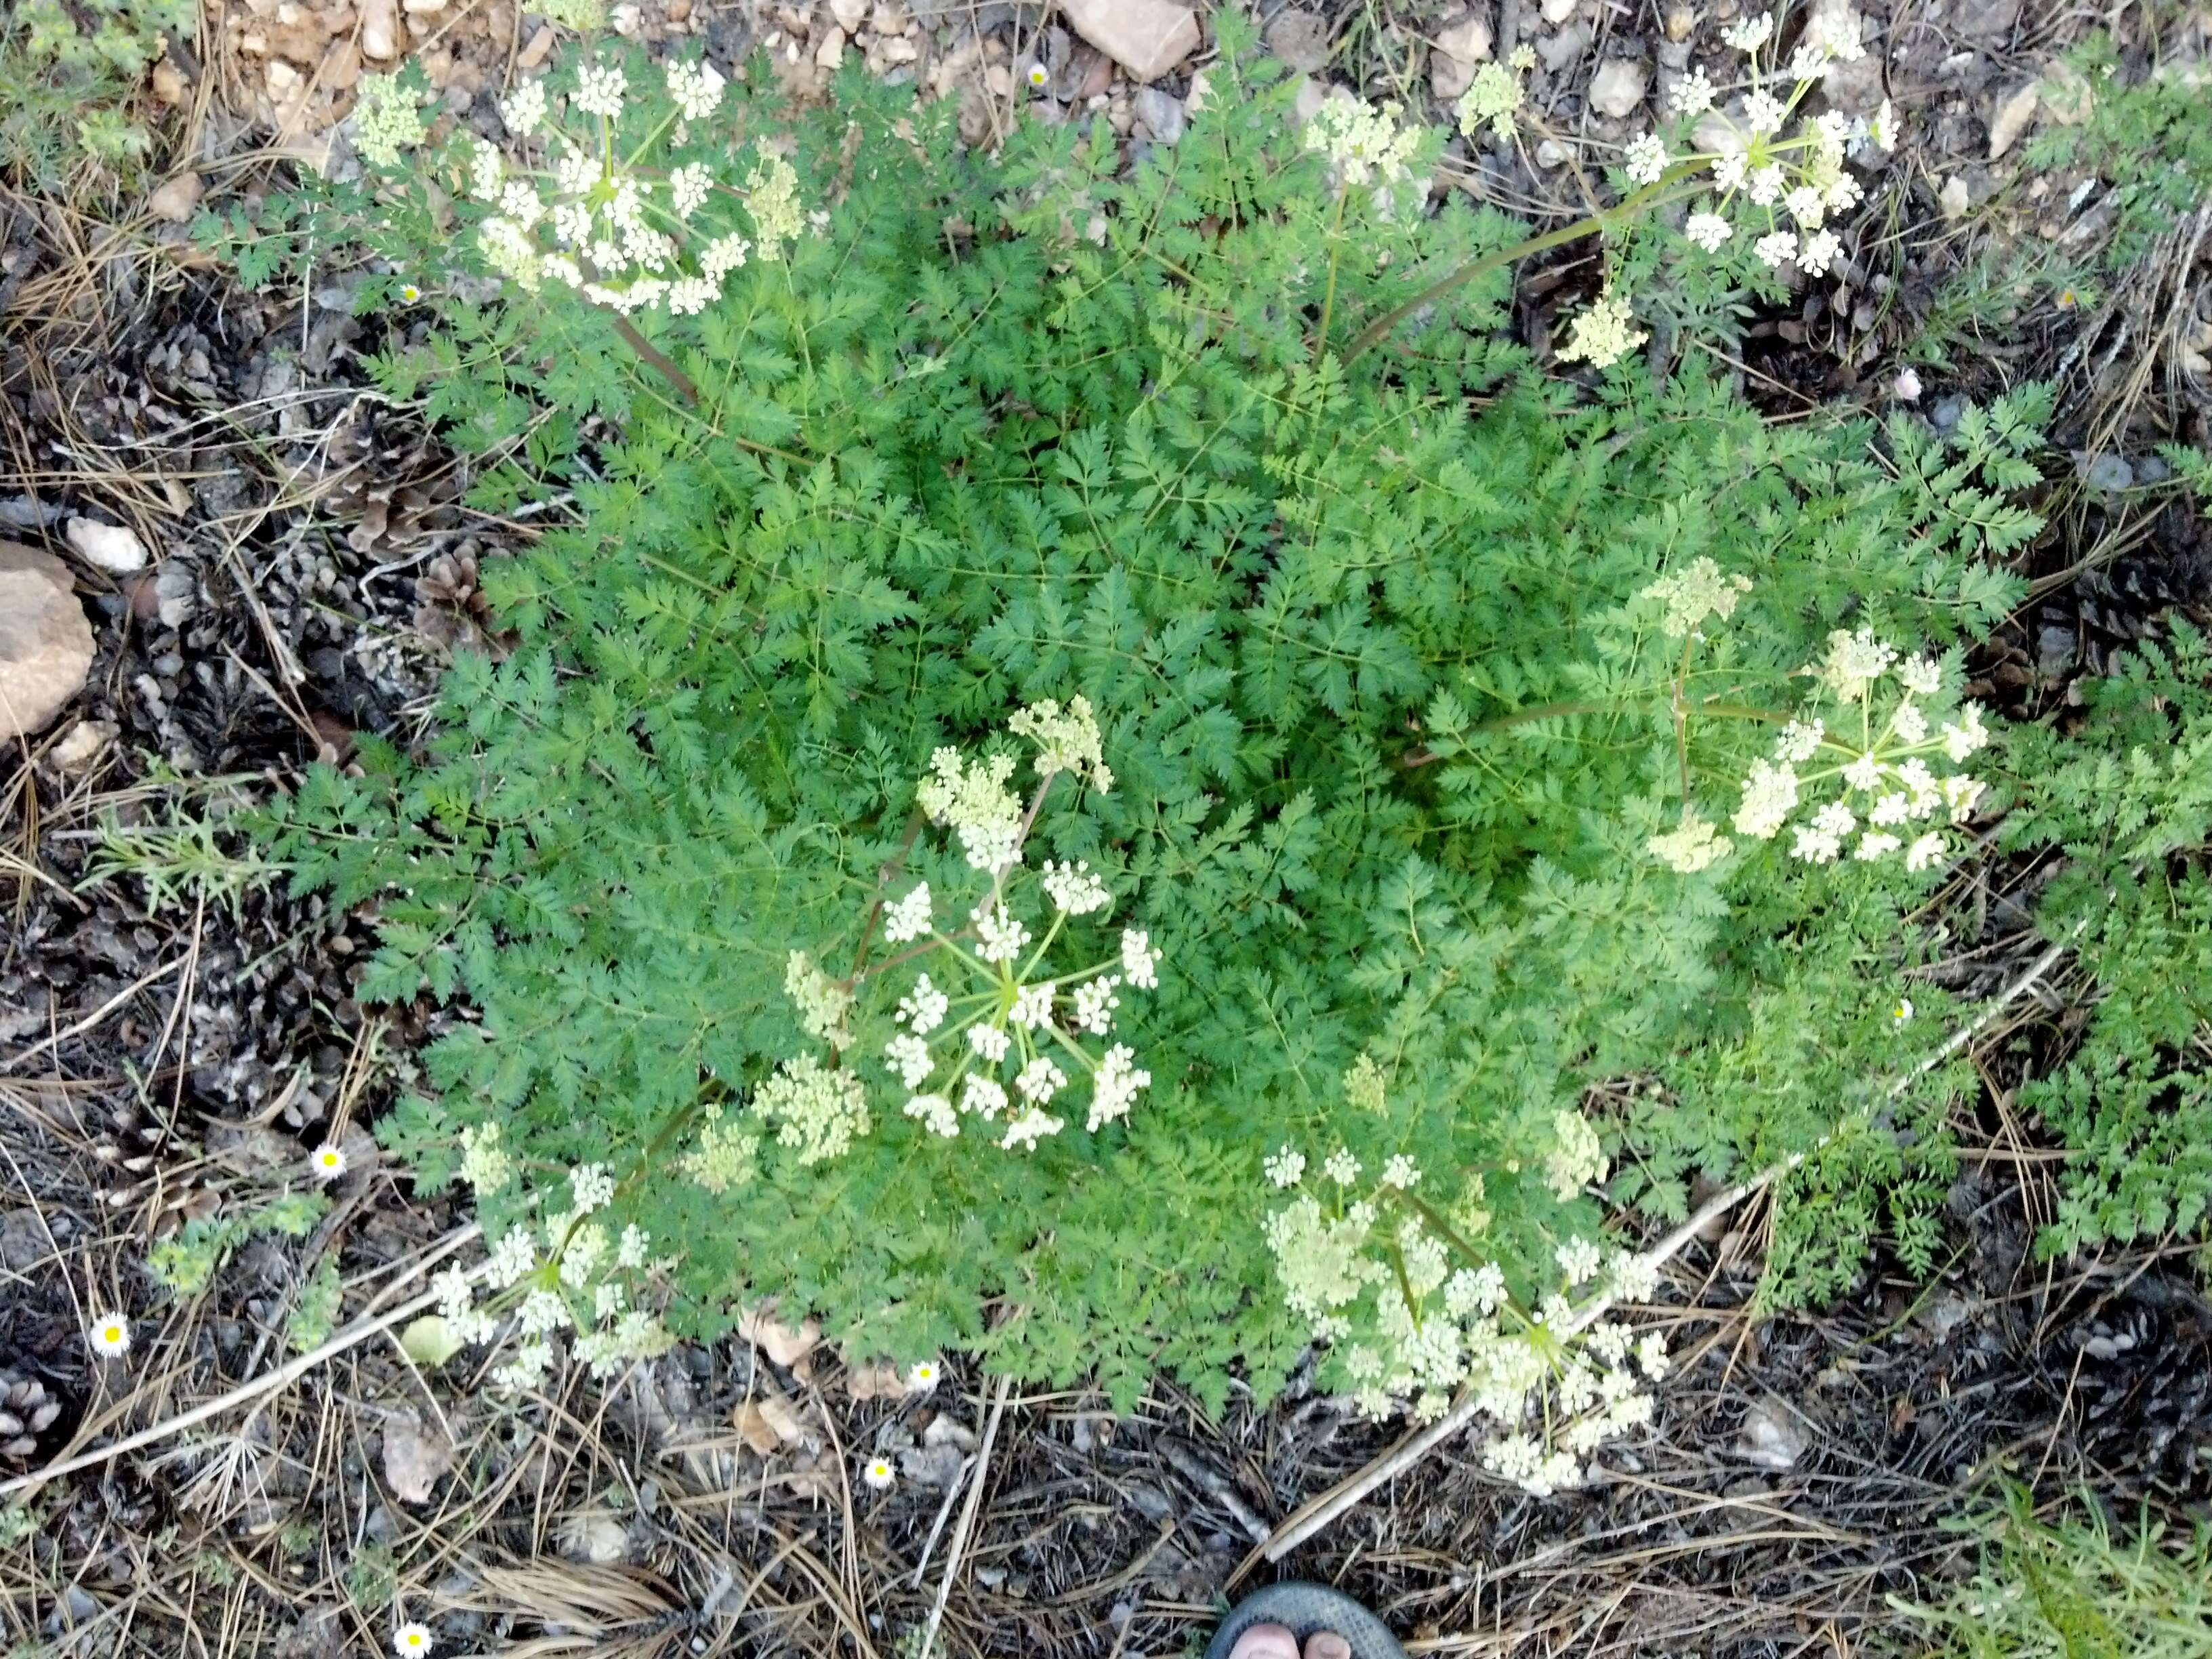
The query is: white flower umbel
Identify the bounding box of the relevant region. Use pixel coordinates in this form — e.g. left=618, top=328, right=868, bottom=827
left=1556, top=287, right=1647, bottom=371
left=1305, top=94, right=1426, bottom=216
left=1684, top=634, right=1992, bottom=872
left=773, top=703, right=1158, bottom=1162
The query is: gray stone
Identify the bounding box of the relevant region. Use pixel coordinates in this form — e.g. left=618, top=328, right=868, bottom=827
left=1986, top=81, right=2039, bottom=158
left=1060, top=0, right=1197, bottom=82
left=1587, top=57, right=1649, bottom=117
left=1132, top=84, right=1185, bottom=144
left=1538, top=22, right=1589, bottom=73
left=1429, top=9, right=1493, bottom=102
left=0, top=540, right=94, bottom=741
left=1263, top=7, right=1332, bottom=74
left=2078, top=451, right=2134, bottom=492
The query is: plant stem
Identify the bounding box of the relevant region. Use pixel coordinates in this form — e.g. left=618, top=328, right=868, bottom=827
left=1313, top=188, right=1350, bottom=362
left=1343, top=172, right=1703, bottom=363
left=610, top=313, right=701, bottom=406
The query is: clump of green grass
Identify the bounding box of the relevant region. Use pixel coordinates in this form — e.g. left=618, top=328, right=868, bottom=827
left=1893, top=1484, right=2212, bottom=1658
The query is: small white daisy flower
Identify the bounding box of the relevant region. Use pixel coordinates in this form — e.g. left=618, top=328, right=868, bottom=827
left=89, top=1312, right=131, bottom=1357
left=862, top=1456, right=897, bottom=1491
left=907, top=1358, right=941, bottom=1393
left=310, top=1143, right=348, bottom=1181
left=393, top=1624, right=434, bottom=1657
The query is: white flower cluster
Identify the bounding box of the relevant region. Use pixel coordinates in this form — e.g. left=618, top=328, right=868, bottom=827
left=753, top=1052, right=872, bottom=1165
left=1555, top=287, right=1649, bottom=371
left=1454, top=46, right=1538, bottom=142
left=434, top=1164, right=672, bottom=1395
left=452, top=55, right=774, bottom=319
left=1305, top=94, right=1426, bottom=217
left=1721, top=632, right=1991, bottom=870
left=1263, top=1141, right=1670, bottom=1493
left=352, top=73, right=426, bottom=169
left=1628, top=15, right=1893, bottom=279
left=752, top=702, right=1155, bottom=1166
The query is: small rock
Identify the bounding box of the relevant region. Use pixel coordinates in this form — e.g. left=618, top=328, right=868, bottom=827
left=1291, top=76, right=1330, bottom=126
left=516, top=24, right=555, bottom=68
left=146, top=172, right=203, bottom=224
left=1587, top=58, right=1649, bottom=118
left=1534, top=136, right=1570, bottom=169
left=1735, top=1401, right=1809, bottom=1470
left=400, top=0, right=443, bottom=14
left=361, top=0, right=398, bottom=60
left=1429, top=10, right=1493, bottom=102
left=1061, top=0, right=1198, bottom=83
left=1538, top=22, right=1588, bottom=73
left=2077, top=452, right=2133, bottom=493
left=558, top=1512, right=630, bottom=1565
left=1986, top=81, right=2039, bottom=159
left=150, top=58, right=191, bottom=102
left=1937, top=174, right=1971, bottom=218
left=1540, top=0, right=1578, bottom=20
left=1929, top=393, right=1967, bottom=432
left=2039, top=60, right=2094, bottom=125
left=1132, top=84, right=1185, bottom=144
left=45, top=718, right=115, bottom=774
left=1664, top=4, right=1697, bottom=39
left=1263, top=7, right=1332, bottom=74
left=64, top=517, right=148, bottom=573
left=381, top=1417, right=453, bottom=1504
left=830, top=0, right=868, bottom=26
left=816, top=26, right=846, bottom=68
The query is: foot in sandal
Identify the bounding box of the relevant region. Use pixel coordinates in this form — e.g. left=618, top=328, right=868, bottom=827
left=1206, top=1582, right=1406, bottom=1659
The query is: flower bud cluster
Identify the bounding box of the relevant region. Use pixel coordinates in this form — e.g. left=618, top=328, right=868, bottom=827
left=1263, top=1128, right=1668, bottom=1494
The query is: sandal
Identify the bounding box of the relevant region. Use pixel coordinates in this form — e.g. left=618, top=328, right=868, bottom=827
left=1204, top=1581, right=1408, bottom=1659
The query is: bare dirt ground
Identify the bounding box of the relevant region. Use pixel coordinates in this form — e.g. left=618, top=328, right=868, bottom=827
left=3, top=0, right=2210, bottom=1654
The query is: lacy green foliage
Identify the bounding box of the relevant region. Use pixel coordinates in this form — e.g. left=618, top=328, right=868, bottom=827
left=2022, top=39, right=2212, bottom=270
left=268, top=26, right=2043, bottom=1404
left=0, top=0, right=186, bottom=188
left=1891, top=1484, right=2212, bottom=1658
left=2004, top=621, right=2212, bottom=1254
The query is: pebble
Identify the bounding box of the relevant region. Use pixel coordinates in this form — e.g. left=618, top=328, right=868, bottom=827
left=1132, top=84, right=1185, bottom=144
left=1430, top=11, right=1493, bottom=102
left=1540, top=0, right=1578, bottom=21
left=1938, top=174, right=1971, bottom=218
left=1986, top=81, right=2039, bottom=158
left=1587, top=58, right=1650, bottom=117
left=1060, top=0, right=1198, bottom=83
left=2077, top=452, right=2133, bottom=493
left=146, top=171, right=204, bottom=224
left=1263, top=7, right=1332, bottom=74
left=830, top=0, right=867, bottom=25
left=360, top=0, right=398, bottom=58
left=1539, top=22, right=1589, bottom=73
left=65, top=517, right=149, bottom=573
left=0, top=540, right=96, bottom=741
left=1735, top=1401, right=1809, bottom=1470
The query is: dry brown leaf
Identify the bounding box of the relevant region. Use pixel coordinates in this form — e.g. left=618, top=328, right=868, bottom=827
left=382, top=1416, right=453, bottom=1504
left=736, top=1304, right=820, bottom=1368
left=843, top=1359, right=905, bottom=1401
left=731, top=1391, right=811, bottom=1455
